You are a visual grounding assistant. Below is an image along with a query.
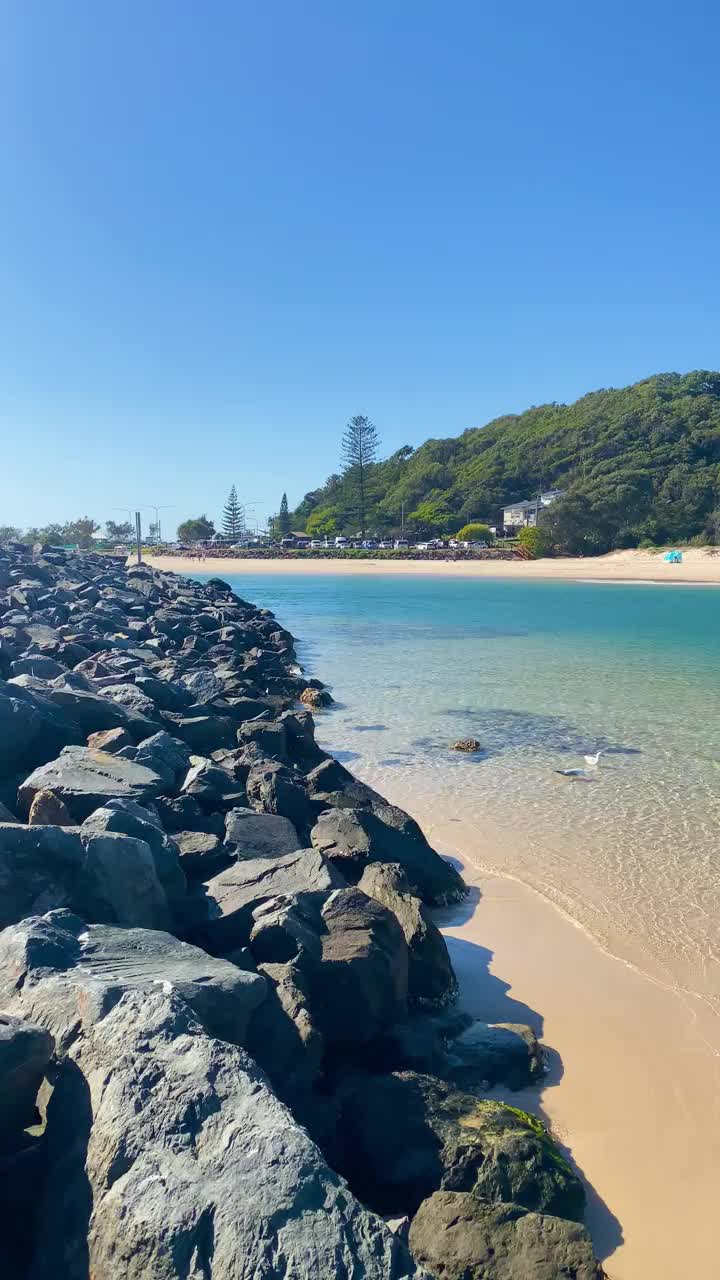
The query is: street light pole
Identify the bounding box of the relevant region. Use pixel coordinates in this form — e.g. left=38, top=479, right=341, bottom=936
left=144, top=504, right=174, bottom=546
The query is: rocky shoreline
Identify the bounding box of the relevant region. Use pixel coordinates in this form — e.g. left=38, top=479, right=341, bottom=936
left=0, top=543, right=604, bottom=1279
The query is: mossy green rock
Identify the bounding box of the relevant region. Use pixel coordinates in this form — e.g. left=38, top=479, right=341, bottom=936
left=338, top=1071, right=584, bottom=1221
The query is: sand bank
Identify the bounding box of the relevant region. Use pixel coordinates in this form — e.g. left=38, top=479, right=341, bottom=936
left=381, top=791, right=720, bottom=1280
left=144, top=547, right=720, bottom=584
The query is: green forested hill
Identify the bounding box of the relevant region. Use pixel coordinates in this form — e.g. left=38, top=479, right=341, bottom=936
left=293, top=372, right=720, bottom=552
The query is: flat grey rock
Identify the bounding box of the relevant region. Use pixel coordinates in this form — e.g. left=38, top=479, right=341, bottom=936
left=0, top=910, right=265, bottom=1052
left=18, top=746, right=167, bottom=822
left=225, top=807, right=300, bottom=859
left=200, top=848, right=345, bottom=953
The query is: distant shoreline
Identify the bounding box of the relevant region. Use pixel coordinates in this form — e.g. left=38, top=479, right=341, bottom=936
left=144, top=547, right=720, bottom=585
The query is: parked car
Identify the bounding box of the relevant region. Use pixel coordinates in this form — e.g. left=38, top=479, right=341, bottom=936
left=280, top=537, right=295, bottom=549
left=470, top=540, right=488, bottom=548
left=378, top=540, right=393, bottom=549
left=361, top=539, right=378, bottom=549
left=309, top=539, right=324, bottom=549
left=394, top=539, right=410, bottom=549
left=416, top=542, right=430, bottom=551
left=334, top=536, right=349, bottom=548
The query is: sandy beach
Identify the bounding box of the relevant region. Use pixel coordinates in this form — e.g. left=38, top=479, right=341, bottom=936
left=392, top=795, right=720, bottom=1280
left=144, top=547, right=720, bottom=584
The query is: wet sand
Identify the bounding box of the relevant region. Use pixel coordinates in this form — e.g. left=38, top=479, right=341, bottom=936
left=144, top=547, right=720, bottom=585
left=385, top=794, right=720, bottom=1280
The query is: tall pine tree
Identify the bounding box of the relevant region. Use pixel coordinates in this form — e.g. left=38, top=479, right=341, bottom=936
left=278, top=492, right=291, bottom=535
left=341, top=415, right=380, bottom=535
left=222, top=485, right=244, bottom=539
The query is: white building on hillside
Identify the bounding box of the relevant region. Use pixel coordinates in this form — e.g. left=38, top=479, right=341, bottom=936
left=502, top=489, right=564, bottom=529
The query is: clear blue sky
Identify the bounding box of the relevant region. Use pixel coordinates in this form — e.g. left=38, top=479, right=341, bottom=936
left=2, top=0, right=719, bottom=536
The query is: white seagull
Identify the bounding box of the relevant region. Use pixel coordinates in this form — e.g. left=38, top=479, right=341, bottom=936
left=584, top=749, right=607, bottom=766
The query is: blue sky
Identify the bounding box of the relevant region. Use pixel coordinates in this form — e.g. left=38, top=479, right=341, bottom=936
left=2, top=1, right=719, bottom=535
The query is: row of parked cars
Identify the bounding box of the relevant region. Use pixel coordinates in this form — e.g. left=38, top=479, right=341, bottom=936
left=279, top=536, right=489, bottom=551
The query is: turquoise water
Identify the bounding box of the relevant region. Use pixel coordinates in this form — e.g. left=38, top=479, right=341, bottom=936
left=198, top=572, right=720, bottom=1021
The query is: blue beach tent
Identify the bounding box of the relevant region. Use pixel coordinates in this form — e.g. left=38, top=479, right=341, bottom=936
left=663, top=550, right=683, bottom=563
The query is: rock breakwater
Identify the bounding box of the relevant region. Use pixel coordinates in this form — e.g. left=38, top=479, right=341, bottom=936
left=0, top=541, right=603, bottom=1279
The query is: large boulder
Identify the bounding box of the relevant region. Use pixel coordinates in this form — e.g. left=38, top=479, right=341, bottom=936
left=446, top=1020, right=543, bottom=1090
left=308, top=887, right=409, bottom=1046
left=26, top=991, right=416, bottom=1280
left=246, top=759, right=314, bottom=831
left=199, top=848, right=345, bottom=954
left=311, top=807, right=466, bottom=905
left=81, top=800, right=187, bottom=914
left=169, top=714, right=237, bottom=753
left=0, top=823, right=171, bottom=931
left=174, top=829, right=231, bottom=878
left=43, top=685, right=159, bottom=740
left=18, top=746, right=167, bottom=822
left=0, top=684, right=82, bottom=775
left=224, top=806, right=300, bottom=859
left=408, top=1193, right=603, bottom=1280
left=0, top=911, right=266, bottom=1052
left=358, top=863, right=457, bottom=1008
left=337, top=1072, right=585, bottom=1220
left=0, top=1012, right=54, bottom=1139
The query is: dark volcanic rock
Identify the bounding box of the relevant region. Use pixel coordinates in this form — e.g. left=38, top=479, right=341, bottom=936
left=199, top=848, right=345, bottom=954
left=18, top=746, right=167, bottom=822
left=0, top=683, right=83, bottom=775
left=358, top=862, right=457, bottom=1008
left=308, top=887, right=409, bottom=1046
left=174, top=829, right=231, bottom=878
left=0, top=821, right=172, bottom=930
left=337, top=1072, right=585, bottom=1220
left=81, top=800, right=187, bottom=914
left=224, top=806, right=300, bottom=859
left=408, top=1193, right=603, bottom=1280
left=246, top=759, right=313, bottom=831
left=446, top=1020, right=543, bottom=1090
left=311, top=806, right=466, bottom=905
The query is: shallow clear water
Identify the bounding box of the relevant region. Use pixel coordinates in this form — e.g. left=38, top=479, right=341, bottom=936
left=198, top=572, right=720, bottom=1021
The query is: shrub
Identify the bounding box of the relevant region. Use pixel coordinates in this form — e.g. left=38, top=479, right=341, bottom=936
left=456, top=522, right=494, bottom=543
left=517, top=526, right=553, bottom=558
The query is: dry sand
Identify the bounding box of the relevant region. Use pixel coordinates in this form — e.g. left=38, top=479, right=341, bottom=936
left=145, top=546, right=720, bottom=584
left=404, top=799, right=720, bottom=1280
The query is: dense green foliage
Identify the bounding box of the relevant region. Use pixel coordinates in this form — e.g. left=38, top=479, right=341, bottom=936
left=20, top=517, right=101, bottom=548
left=177, top=515, right=216, bottom=542
left=517, top=525, right=552, bottom=557
left=456, top=522, right=494, bottom=542
left=293, top=373, right=720, bottom=551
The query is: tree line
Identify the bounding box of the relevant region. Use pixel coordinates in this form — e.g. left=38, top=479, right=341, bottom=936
left=291, top=373, right=720, bottom=551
